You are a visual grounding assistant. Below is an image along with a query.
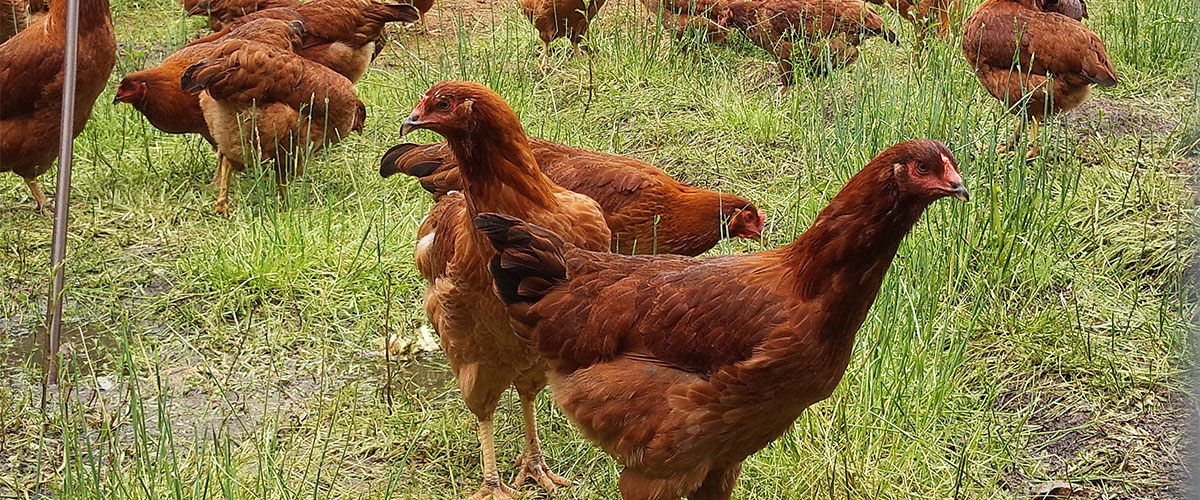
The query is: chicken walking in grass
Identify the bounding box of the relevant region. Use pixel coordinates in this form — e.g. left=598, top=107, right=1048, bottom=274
left=478, top=139, right=968, bottom=500
left=962, top=0, right=1115, bottom=158
left=639, top=0, right=732, bottom=44
left=865, top=0, right=959, bottom=40
left=180, top=19, right=365, bottom=214
left=521, top=0, right=607, bottom=69
left=381, top=139, right=764, bottom=256
left=398, top=81, right=611, bottom=499
left=719, top=0, right=898, bottom=90
left=0, top=0, right=115, bottom=213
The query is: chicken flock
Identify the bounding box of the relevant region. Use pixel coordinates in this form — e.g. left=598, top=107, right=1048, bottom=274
left=0, top=0, right=1117, bottom=498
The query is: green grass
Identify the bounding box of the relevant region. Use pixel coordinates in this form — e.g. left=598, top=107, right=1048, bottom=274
left=1, top=0, right=1197, bottom=498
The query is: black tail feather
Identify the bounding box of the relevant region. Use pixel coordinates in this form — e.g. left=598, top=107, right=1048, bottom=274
left=474, top=213, right=568, bottom=306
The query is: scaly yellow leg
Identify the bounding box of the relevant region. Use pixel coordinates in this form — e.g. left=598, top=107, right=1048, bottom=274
left=513, top=392, right=570, bottom=492
left=213, top=156, right=232, bottom=216
left=467, top=419, right=516, bottom=500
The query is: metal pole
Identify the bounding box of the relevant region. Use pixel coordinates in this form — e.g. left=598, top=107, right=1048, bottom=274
left=45, top=0, right=82, bottom=386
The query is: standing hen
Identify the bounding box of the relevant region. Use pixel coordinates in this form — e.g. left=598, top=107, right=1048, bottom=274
left=962, top=0, right=1115, bottom=157
left=865, top=0, right=959, bottom=39
left=521, top=0, right=606, bottom=69
left=477, top=140, right=968, bottom=500
left=720, top=0, right=897, bottom=89
left=180, top=19, right=365, bottom=214
left=640, top=0, right=731, bottom=43
left=0, top=0, right=115, bottom=212
left=380, top=139, right=764, bottom=256
left=399, top=81, right=611, bottom=499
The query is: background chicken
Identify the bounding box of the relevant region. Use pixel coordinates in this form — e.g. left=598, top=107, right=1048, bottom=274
left=188, top=0, right=420, bottom=82
left=179, top=19, right=364, bottom=214
left=1043, top=0, right=1086, bottom=21
left=0, top=0, right=115, bottom=212
left=184, top=0, right=300, bottom=31
left=720, top=0, right=897, bottom=88
left=521, top=0, right=606, bottom=68
left=478, top=140, right=968, bottom=500
left=962, top=0, right=1115, bottom=157
left=640, top=0, right=731, bottom=43
left=865, top=0, right=958, bottom=39
left=381, top=139, right=763, bottom=256
left=398, top=81, right=611, bottom=499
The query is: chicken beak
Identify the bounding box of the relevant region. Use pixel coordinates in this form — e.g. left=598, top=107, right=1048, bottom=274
left=948, top=182, right=970, bottom=202
left=400, top=114, right=422, bottom=137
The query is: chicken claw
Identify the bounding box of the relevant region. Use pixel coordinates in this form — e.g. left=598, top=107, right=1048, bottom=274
left=24, top=178, right=54, bottom=215
left=513, top=451, right=570, bottom=492
left=467, top=482, right=517, bottom=500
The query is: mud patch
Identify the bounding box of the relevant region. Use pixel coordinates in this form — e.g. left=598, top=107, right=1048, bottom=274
left=1067, top=97, right=1183, bottom=138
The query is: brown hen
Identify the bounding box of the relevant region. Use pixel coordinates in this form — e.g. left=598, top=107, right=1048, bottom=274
left=400, top=81, right=610, bottom=500
left=0, top=0, right=115, bottom=212
left=381, top=139, right=763, bottom=256
left=963, top=0, right=1115, bottom=158
left=477, top=140, right=968, bottom=500
left=640, top=0, right=731, bottom=43
left=865, top=0, right=959, bottom=39
left=188, top=0, right=419, bottom=82
left=720, top=0, right=897, bottom=88
left=180, top=19, right=364, bottom=214
left=521, top=0, right=607, bottom=68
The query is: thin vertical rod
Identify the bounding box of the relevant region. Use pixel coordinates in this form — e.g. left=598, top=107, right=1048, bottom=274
left=46, top=0, right=82, bottom=386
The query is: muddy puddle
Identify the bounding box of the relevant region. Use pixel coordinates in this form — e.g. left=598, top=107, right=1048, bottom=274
left=0, top=321, right=121, bottom=377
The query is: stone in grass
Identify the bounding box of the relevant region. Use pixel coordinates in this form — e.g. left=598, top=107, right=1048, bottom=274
left=1030, top=481, right=1085, bottom=499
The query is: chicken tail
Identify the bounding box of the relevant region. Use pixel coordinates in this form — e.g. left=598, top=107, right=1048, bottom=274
left=474, top=213, right=569, bottom=307
left=369, top=3, right=421, bottom=24
left=379, top=142, right=462, bottom=197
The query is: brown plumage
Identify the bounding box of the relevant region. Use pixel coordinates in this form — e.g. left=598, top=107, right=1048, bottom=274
left=478, top=140, right=969, bottom=500
left=188, top=0, right=419, bottom=82
left=0, top=0, right=28, bottom=43
left=640, top=0, right=731, bottom=43
left=962, top=0, right=1115, bottom=157
left=381, top=139, right=764, bottom=256
left=865, top=0, right=959, bottom=39
left=1042, top=0, right=1085, bottom=20
left=401, top=81, right=610, bottom=500
left=179, top=18, right=364, bottom=214
left=184, top=0, right=300, bottom=31
left=0, top=0, right=115, bottom=212
left=520, top=0, right=607, bottom=68
left=720, top=0, right=898, bottom=88
left=114, top=19, right=308, bottom=147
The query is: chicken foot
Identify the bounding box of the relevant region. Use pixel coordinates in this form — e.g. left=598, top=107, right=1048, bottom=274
left=539, top=40, right=551, bottom=71
left=468, top=419, right=517, bottom=500
left=512, top=391, right=570, bottom=492
left=996, top=117, right=1042, bottom=159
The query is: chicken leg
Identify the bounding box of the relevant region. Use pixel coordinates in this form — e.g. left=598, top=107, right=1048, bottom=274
left=213, top=156, right=233, bottom=215
left=468, top=419, right=517, bottom=500
left=24, top=177, right=52, bottom=214
left=1024, top=117, right=1042, bottom=159
left=512, top=390, right=570, bottom=492
left=539, top=40, right=551, bottom=71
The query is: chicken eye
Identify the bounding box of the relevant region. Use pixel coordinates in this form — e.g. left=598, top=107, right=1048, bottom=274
left=916, top=163, right=929, bottom=174
left=436, top=100, right=451, bottom=112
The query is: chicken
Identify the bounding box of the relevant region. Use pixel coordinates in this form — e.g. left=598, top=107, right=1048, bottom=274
left=720, top=0, right=898, bottom=88
left=962, top=0, right=1115, bottom=158
left=399, top=81, right=611, bottom=499
left=520, top=0, right=607, bottom=68
left=114, top=19, right=306, bottom=147
left=0, top=0, right=27, bottom=43
left=400, top=0, right=434, bottom=32
left=184, top=0, right=300, bottom=31
left=865, top=0, right=958, bottom=39
left=179, top=18, right=365, bottom=214
left=188, top=0, right=419, bottom=83
left=640, top=0, right=731, bottom=43
left=0, top=0, right=115, bottom=212
left=476, top=139, right=968, bottom=500
left=381, top=139, right=764, bottom=256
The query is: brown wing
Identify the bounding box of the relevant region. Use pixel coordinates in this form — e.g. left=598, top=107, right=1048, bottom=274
left=964, top=4, right=1115, bottom=86
left=0, top=25, right=61, bottom=119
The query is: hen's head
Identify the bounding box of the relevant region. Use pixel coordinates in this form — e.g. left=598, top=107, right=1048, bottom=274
left=724, top=199, right=765, bottom=241
left=113, top=77, right=148, bottom=105
left=399, top=81, right=524, bottom=140
left=875, top=140, right=968, bottom=204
